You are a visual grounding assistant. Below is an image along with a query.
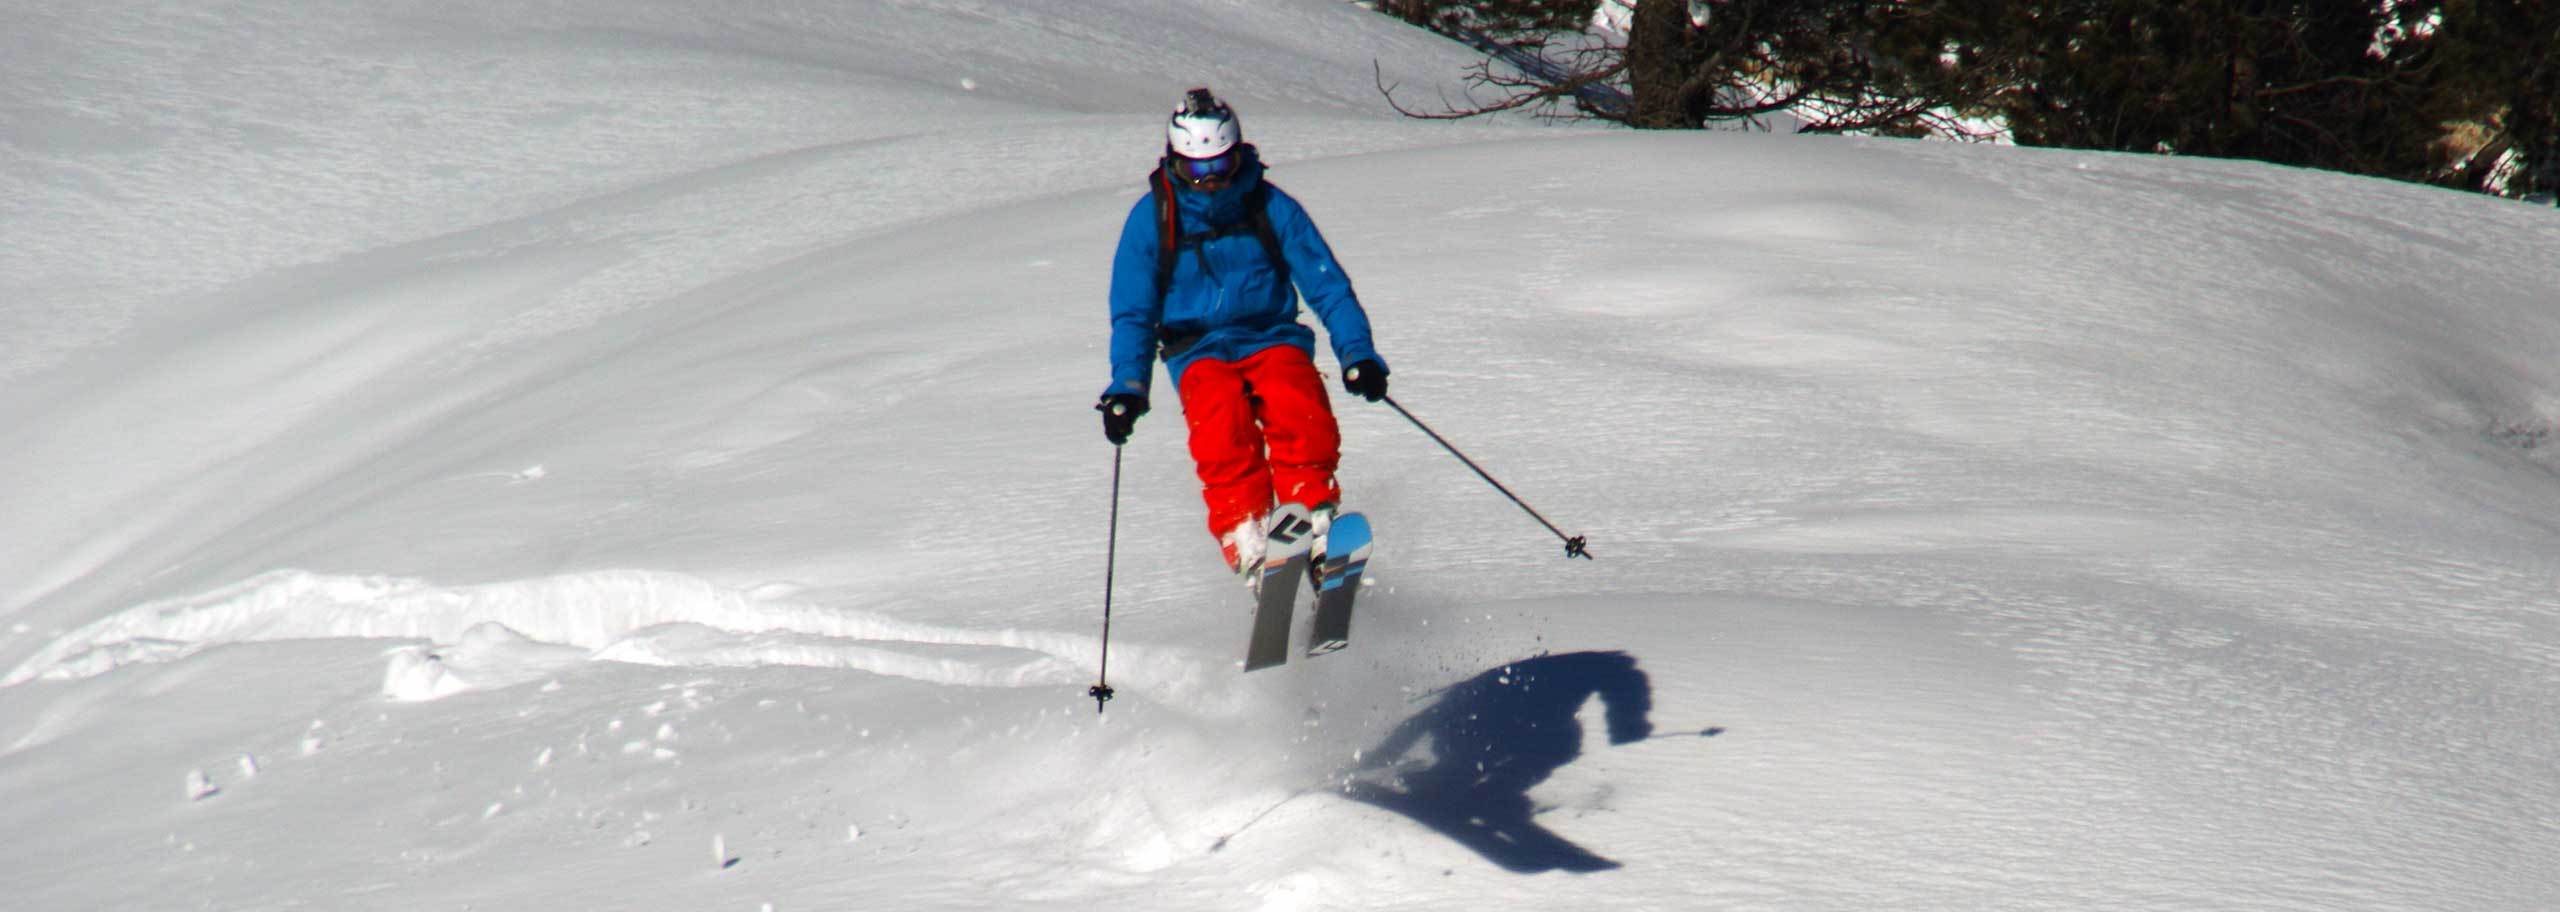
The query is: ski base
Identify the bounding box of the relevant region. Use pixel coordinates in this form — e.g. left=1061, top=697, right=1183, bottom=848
left=1306, top=512, right=1371, bottom=656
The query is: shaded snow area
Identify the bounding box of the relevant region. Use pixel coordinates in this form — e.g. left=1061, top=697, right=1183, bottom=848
left=6, top=1, right=2560, bottom=909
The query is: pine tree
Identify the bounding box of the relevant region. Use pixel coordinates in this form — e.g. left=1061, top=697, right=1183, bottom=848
left=2428, top=0, right=2560, bottom=198
left=1378, top=0, right=2553, bottom=199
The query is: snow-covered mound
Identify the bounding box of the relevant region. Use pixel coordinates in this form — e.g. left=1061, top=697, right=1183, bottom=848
left=5, top=1, right=2558, bottom=910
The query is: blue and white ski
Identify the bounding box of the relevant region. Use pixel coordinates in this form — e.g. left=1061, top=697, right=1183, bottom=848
left=1306, top=512, right=1372, bottom=656
left=1243, top=503, right=1317, bottom=671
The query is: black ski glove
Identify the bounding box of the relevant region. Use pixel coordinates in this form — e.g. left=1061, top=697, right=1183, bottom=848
left=1342, top=360, right=1389, bottom=402
left=1097, top=393, right=1148, bottom=445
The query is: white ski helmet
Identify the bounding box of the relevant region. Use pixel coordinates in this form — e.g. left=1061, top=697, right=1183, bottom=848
left=1166, top=87, right=1240, bottom=159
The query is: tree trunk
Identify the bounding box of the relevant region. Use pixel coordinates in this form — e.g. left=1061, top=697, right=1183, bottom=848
left=1626, top=0, right=1706, bottom=128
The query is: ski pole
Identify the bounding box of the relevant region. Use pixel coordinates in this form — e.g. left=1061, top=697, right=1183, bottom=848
left=1382, top=393, right=1592, bottom=560
left=1088, top=445, right=1125, bottom=713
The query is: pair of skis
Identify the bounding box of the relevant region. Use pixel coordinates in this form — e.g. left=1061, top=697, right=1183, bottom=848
left=1243, top=504, right=1373, bottom=671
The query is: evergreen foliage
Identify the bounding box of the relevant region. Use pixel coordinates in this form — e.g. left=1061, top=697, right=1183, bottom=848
left=1377, top=0, right=2558, bottom=200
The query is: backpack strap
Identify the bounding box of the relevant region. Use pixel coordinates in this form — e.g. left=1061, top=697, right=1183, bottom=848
left=1243, top=181, right=1291, bottom=294
left=1152, top=166, right=1182, bottom=303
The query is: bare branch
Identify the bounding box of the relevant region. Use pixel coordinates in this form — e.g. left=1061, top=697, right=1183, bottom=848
left=1375, top=45, right=1630, bottom=124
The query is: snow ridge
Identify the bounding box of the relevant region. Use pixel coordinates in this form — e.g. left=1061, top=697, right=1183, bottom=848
left=0, top=569, right=1215, bottom=701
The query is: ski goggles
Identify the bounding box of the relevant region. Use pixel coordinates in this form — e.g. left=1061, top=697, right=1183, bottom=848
left=1169, top=150, right=1239, bottom=188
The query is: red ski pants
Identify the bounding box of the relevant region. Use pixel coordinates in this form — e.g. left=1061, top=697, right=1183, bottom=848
left=1177, top=344, right=1342, bottom=560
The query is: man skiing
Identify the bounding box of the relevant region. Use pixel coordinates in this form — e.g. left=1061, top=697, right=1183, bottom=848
left=1096, top=87, right=1388, bottom=581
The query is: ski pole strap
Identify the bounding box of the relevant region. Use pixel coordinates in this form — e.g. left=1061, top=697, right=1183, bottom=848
left=1382, top=394, right=1592, bottom=560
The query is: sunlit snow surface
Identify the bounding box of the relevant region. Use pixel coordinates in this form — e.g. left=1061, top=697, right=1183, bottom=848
left=5, top=1, right=2559, bottom=909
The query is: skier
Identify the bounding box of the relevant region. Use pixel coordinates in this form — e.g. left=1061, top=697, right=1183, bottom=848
left=1096, top=87, right=1389, bottom=581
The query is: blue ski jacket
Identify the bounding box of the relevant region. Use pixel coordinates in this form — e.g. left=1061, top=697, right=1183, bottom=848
left=1104, top=149, right=1382, bottom=400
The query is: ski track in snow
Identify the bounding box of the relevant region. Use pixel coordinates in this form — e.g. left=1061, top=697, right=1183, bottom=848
left=0, top=569, right=1254, bottom=714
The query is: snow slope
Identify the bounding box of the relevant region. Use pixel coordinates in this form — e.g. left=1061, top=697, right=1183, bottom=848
left=5, top=1, right=2559, bottom=909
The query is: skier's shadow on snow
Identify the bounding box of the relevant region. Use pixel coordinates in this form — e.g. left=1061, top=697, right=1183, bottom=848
left=1346, top=650, right=1656, bottom=874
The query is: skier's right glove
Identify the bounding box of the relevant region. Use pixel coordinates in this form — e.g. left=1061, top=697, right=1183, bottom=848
left=1097, top=393, right=1148, bottom=445
left=1342, top=360, right=1389, bottom=403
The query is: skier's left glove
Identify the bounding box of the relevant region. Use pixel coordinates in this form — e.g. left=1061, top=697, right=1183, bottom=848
left=1097, top=393, right=1148, bottom=445
left=1342, top=360, right=1389, bottom=403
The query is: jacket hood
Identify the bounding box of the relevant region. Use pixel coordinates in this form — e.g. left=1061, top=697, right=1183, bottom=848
left=1167, top=144, right=1267, bottom=225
